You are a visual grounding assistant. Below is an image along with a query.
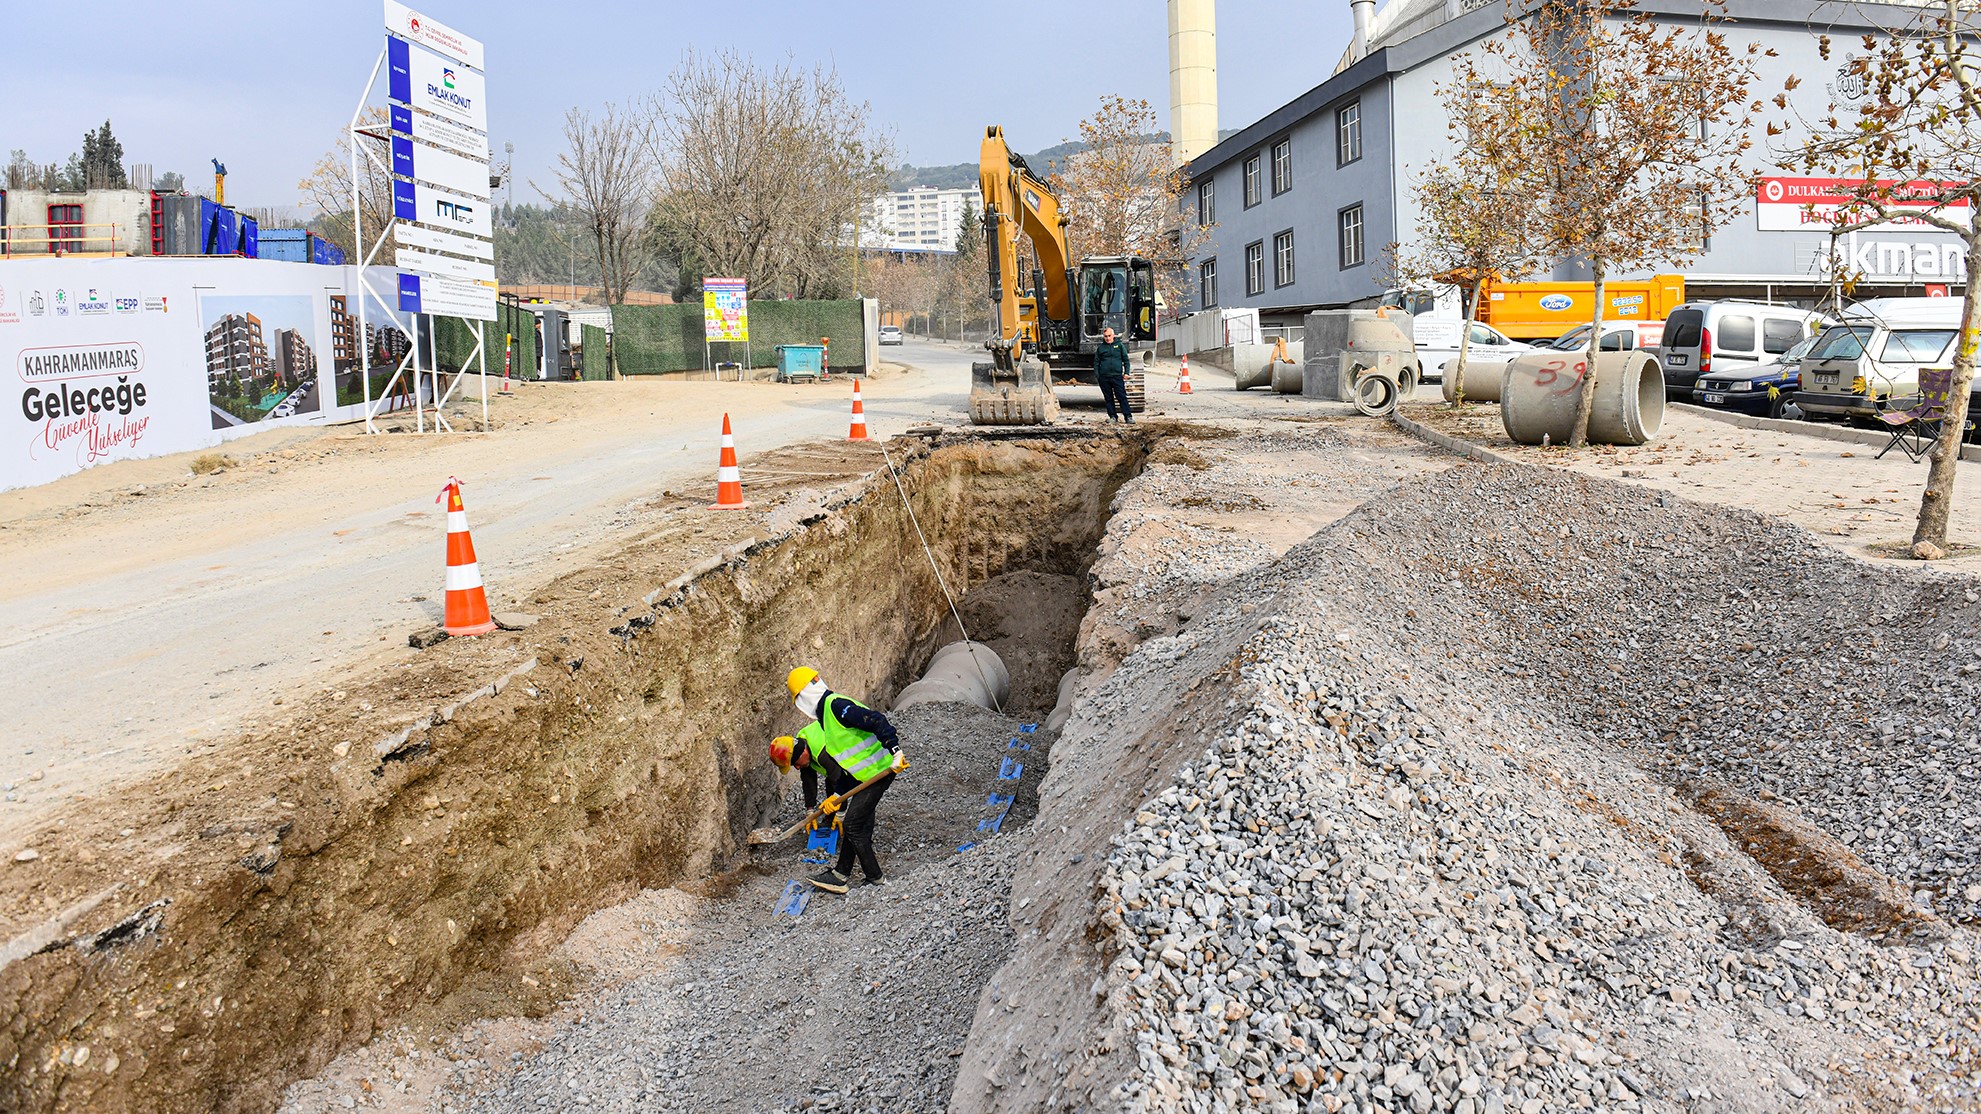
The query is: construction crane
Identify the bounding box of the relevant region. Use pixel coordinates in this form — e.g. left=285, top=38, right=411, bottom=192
left=970, top=126, right=1158, bottom=425
left=211, top=159, right=227, bottom=206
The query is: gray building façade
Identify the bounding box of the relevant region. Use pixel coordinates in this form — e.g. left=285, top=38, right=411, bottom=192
left=1183, top=0, right=1971, bottom=328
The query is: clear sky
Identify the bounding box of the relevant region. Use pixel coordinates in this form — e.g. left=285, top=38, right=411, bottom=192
left=1, top=1, right=1352, bottom=213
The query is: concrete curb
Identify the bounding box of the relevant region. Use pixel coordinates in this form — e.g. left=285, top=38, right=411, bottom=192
left=1671, top=402, right=1981, bottom=462
left=1388, top=409, right=1518, bottom=465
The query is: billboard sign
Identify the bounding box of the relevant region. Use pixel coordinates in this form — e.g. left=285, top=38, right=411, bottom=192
left=387, top=37, right=487, bottom=134
left=397, top=247, right=496, bottom=285
left=390, top=103, right=486, bottom=160
left=1756, top=176, right=1972, bottom=233
left=703, top=278, right=748, bottom=341
left=384, top=0, right=484, bottom=70
left=391, top=182, right=491, bottom=238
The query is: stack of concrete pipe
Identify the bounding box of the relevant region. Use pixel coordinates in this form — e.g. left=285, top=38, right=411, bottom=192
left=1500, top=349, right=1664, bottom=446
left=892, top=640, right=1011, bottom=711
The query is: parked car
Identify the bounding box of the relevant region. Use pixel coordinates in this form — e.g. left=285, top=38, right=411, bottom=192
left=1691, top=334, right=1817, bottom=418
left=1793, top=298, right=1965, bottom=421
left=1412, top=319, right=1533, bottom=383
left=1660, top=301, right=1831, bottom=401
left=1543, top=320, right=1668, bottom=352
left=878, top=325, right=903, bottom=346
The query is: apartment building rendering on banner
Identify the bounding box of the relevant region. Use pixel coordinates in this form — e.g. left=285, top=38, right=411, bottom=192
left=1185, top=0, right=1971, bottom=326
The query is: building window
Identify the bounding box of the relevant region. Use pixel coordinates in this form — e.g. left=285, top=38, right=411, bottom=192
left=1338, top=205, right=1364, bottom=269
left=1245, top=240, right=1265, bottom=296
left=1273, top=229, right=1295, bottom=288
left=1197, top=179, right=1215, bottom=226
left=1337, top=101, right=1362, bottom=166
left=1243, top=155, right=1261, bottom=208
left=1200, top=258, right=1218, bottom=308
left=47, top=203, right=83, bottom=254
left=1271, top=139, right=1292, bottom=196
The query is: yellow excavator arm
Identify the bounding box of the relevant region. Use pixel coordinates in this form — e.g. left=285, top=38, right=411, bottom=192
left=979, top=126, right=1073, bottom=353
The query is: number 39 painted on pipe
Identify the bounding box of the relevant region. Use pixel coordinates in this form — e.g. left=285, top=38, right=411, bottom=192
left=1529, top=357, right=1588, bottom=395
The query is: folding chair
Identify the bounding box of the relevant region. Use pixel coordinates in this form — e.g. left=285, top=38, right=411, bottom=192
left=1876, top=367, right=1960, bottom=462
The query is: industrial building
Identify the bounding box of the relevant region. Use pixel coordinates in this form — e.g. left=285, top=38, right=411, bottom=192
left=1181, top=0, right=1971, bottom=327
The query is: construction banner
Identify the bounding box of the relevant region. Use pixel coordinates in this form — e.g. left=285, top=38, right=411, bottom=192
left=703, top=278, right=748, bottom=342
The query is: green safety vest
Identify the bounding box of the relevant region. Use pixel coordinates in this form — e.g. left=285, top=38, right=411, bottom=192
left=815, top=693, right=893, bottom=782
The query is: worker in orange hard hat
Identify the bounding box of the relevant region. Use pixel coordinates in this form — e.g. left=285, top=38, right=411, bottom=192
left=770, top=723, right=842, bottom=812
left=785, top=666, right=904, bottom=894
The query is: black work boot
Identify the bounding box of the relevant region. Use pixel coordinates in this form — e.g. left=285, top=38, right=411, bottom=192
left=860, top=874, right=887, bottom=887
left=809, top=869, right=850, bottom=894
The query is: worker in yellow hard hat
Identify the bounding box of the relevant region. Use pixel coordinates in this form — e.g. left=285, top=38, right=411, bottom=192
left=785, top=666, right=904, bottom=894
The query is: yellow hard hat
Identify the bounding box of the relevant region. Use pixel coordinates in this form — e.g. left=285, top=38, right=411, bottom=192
left=769, top=735, right=795, bottom=772
left=786, top=667, right=820, bottom=698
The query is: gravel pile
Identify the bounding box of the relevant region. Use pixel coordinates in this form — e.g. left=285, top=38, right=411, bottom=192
left=1096, top=463, right=1980, bottom=1113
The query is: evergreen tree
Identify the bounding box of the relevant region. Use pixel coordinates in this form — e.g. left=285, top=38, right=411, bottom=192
left=80, top=120, right=127, bottom=189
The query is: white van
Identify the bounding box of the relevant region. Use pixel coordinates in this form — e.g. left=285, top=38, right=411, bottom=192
left=1792, top=298, right=1964, bottom=421
left=1660, top=301, right=1831, bottom=401
left=1412, top=318, right=1532, bottom=383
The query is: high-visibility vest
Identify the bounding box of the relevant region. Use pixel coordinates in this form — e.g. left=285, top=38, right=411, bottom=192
left=815, top=693, right=893, bottom=782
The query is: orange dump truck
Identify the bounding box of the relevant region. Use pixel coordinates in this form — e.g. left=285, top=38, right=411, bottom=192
left=1479, top=275, right=1686, bottom=341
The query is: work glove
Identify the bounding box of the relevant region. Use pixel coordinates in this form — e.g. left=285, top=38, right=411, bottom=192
left=818, top=794, right=843, bottom=816
left=890, top=750, right=910, bottom=774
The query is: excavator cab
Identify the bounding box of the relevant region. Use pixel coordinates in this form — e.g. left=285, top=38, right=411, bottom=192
left=1076, top=258, right=1158, bottom=345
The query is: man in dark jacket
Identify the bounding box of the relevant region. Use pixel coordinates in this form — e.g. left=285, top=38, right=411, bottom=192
left=787, top=667, right=906, bottom=893
left=1093, top=327, right=1134, bottom=423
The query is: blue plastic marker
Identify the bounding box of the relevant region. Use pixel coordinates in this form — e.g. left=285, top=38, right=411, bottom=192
left=957, top=841, right=978, bottom=853
left=987, top=792, right=1014, bottom=809
left=977, top=813, right=1006, bottom=834
left=998, top=757, right=1024, bottom=781
left=772, top=880, right=810, bottom=917
left=1020, top=724, right=1038, bottom=734
left=1007, top=737, right=1031, bottom=752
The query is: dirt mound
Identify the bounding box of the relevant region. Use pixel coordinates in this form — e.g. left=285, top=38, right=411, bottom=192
left=948, top=570, right=1087, bottom=715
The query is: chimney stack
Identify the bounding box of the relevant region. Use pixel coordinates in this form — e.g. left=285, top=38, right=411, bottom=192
left=1350, top=0, right=1377, bottom=61
left=1167, top=0, right=1218, bottom=168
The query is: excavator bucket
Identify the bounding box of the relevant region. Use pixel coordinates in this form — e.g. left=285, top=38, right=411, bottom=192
left=968, top=358, right=1059, bottom=425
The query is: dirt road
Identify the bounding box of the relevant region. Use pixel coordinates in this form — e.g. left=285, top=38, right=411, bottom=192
left=0, top=343, right=980, bottom=839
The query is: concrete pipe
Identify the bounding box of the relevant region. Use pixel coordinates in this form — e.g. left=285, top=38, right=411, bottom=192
left=1043, top=667, right=1078, bottom=733
left=1500, top=349, right=1664, bottom=446
left=892, top=640, right=1011, bottom=711
left=1353, top=372, right=1400, bottom=417
left=1441, top=356, right=1513, bottom=404
left=1271, top=357, right=1304, bottom=394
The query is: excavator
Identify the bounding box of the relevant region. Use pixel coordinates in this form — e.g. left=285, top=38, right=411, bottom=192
left=970, top=125, right=1159, bottom=424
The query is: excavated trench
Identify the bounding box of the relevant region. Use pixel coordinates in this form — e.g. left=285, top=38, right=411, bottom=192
left=0, top=433, right=1147, bottom=1114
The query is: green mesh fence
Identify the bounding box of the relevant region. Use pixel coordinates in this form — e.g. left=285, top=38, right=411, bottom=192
left=609, top=299, right=866, bottom=375
left=427, top=302, right=539, bottom=383
left=580, top=323, right=612, bottom=380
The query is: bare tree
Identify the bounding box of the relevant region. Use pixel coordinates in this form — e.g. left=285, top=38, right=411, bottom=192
left=1778, top=1, right=1980, bottom=555
left=541, top=102, right=656, bottom=378
left=298, top=108, right=398, bottom=262
left=1396, top=95, right=1543, bottom=404
left=646, top=50, right=891, bottom=300
left=1469, top=0, right=1778, bottom=445
left=1050, top=95, right=1210, bottom=318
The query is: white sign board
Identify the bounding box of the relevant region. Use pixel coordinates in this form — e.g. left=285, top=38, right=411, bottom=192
left=394, top=182, right=493, bottom=239
left=388, top=37, right=487, bottom=134
left=398, top=222, right=494, bottom=260
left=397, top=273, right=498, bottom=322
left=397, top=248, right=497, bottom=285
left=385, top=0, right=484, bottom=69
left=1756, top=176, right=1972, bottom=233
left=391, top=135, right=490, bottom=200
left=390, top=103, right=486, bottom=161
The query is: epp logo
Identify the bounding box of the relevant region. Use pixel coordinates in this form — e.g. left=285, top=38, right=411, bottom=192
left=1538, top=294, right=1573, bottom=311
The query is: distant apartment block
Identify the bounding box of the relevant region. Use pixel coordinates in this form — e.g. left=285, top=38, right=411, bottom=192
left=868, top=187, right=982, bottom=254
left=328, top=294, right=359, bottom=373
left=271, top=328, right=317, bottom=387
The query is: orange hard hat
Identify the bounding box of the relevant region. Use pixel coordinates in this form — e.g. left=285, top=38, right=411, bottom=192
left=770, top=735, right=795, bottom=772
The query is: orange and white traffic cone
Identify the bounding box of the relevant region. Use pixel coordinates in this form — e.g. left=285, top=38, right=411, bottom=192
left=1178, top=354, right=1194, bottom=394
left=436, top=477, right=497, bottom=637
left=713, top=413, right=748, bottom=509
left=847, top=378, right=870, bottom=441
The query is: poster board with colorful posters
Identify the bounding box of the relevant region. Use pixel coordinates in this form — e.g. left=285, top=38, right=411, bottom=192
left=703, top=278, right=748, bottom=341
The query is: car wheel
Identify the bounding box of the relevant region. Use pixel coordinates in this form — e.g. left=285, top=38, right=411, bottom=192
left=1767, top=394, right=1787, bottom=420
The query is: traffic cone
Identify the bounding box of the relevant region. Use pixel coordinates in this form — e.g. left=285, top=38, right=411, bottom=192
left=713, top=413, right=748, bottom=509
left=1178, top=354, right=1194, bottom=394
left=847, top=378, right=870, bottom=441
left=436, top=478, right=497, bottom=637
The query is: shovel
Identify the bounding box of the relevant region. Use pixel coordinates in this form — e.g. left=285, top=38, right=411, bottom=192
left=747, top=753, right=909, bottom=845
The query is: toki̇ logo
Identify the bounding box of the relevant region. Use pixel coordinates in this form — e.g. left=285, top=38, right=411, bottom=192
left=54, top=289, right=72, bottom=317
